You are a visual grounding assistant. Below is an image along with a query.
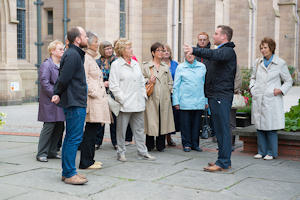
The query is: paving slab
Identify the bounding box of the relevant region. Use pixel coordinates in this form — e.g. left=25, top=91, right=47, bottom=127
left=92, top=161, right=184, bottom=181
left=0, top=183, right=30, bottom=200
left=0, top=168, right=123, bottom=197
left=5, top=190, right=86, bottom=200
left=227, top=177, right=300, bottom=200
left=234, top=164, right=300, bottom=183
left=157, top=169, right=244, bottom=192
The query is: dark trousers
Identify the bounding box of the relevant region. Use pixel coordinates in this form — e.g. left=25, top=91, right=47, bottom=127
left=180, top=110, right=202, bottom=148
left=209, top=97, right=232, bottom=169
left=37, top=121, right=64, bottom=158
left=146, top=105, right=166, bottom=151
left=230, top=109, right=237, bottom=146
left=96, top=113, right=133, bottom=146
left=79, top=122, right=101, bottom=169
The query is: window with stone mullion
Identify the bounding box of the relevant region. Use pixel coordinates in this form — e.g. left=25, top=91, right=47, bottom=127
left=120, top=0, right=126, bottom=38
left=17, top=0, right=26, bottom=59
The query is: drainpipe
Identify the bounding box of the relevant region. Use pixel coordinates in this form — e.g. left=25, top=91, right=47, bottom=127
left=295, top=0, right=299, bottom=82
left=34, top=0, right=44, bottom=99
left=250, top=0, right=256, bottom=69
left=172, top=0, right=176, bottom=59
left=63, top=0, right=70, bottom=43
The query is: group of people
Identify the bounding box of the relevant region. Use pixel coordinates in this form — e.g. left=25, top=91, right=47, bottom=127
left=36, top=24, right=293, bottom=185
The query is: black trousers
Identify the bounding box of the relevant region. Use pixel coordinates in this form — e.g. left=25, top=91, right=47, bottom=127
left=146, top=105, right=166, bottom=151
left=79, top=122, right=101, bottom=169
left=180, top=110, right=202, bottom=148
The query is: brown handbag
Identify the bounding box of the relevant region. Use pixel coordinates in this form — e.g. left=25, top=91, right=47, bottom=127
left=146, top=67, right=155, bottom=96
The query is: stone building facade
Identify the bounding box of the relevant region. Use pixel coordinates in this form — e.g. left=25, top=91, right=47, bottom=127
left=0, top=0, right=299, bottom=105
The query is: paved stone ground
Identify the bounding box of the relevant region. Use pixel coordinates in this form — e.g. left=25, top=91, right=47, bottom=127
left=0, top=87, right=299, bottom=200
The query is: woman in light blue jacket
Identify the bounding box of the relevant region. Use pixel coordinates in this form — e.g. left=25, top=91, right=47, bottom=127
left=173, top=52, right=207, bottom=152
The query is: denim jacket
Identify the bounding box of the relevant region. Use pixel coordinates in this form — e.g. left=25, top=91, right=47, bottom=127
left=172, top=59, right=207, bottom=110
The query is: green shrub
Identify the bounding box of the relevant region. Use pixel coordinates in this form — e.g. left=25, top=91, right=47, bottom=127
left=0, top=112, right=6, bottom=128
left=285, top=99, right=300, bottom=132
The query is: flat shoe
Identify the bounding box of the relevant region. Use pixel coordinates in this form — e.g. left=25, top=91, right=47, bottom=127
left=64, top=174, right=88, bottom=185
left=48, top=154, right=61, bottom=159
left=183, top=147, right=191, bottom=152
left=167, top=140, right=176, bottom=146
left=61, top=173, right=86, bottom=181
left=204, top=164, right=228, bottom=172
left=208, top=162, right=231, bottom=169
left=192, top=147, right=203, bottom=152
left=36, top=157, right=48, bottom=162
left=87, top=163, right=102, bottom=169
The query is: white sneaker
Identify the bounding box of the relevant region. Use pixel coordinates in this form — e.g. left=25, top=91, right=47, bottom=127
left=263, top=155, right=273, bottom=160
left=253, top=154, right=263, bottom=159
left=117, top=154, right=127, bottom=162
left=138, top=153, right=156, bottom=161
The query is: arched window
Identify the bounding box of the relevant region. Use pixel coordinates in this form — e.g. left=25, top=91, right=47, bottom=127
left=17, top=0, right=26, bottom=59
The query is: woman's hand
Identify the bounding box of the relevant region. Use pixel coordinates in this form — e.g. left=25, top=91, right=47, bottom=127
left=150, top=75, right=156, bottom=84
left=205, top=104, right=209, bottom=109
left=274, top=88, right=282, bottom=96
left=104, top=81, right=109, bottom=88
left=174, top=105, right=180, bottom=110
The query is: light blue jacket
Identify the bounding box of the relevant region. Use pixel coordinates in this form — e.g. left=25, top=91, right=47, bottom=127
left=172, top=59, right=207, bottom=110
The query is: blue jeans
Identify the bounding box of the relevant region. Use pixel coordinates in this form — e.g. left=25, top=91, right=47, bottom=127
left=180, top=110, right=202, bottom=148
left=209, top=97, right=232, bottom=169
left=62, top=107, right=86, bottom=178
left=257, top=130, right=278, bottom=157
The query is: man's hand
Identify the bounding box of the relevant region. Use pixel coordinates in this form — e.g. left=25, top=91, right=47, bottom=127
left=51, top=95, right=60, bottom=104
left=104, top=81, right=109, bottom=88
left=174, top=105, right=180, bottom=110
left=183, top=44, right=193, bottom=54
left=274, top=88, right=282, bottom=96
left=205, top=104, right=209, bottom=109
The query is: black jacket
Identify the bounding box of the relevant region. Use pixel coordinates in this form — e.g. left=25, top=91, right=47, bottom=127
left=195, top=43, right=213, bottom=97
left=192, top=42, right=236, bottom=100
left=54, top=44, right=87, bottom=108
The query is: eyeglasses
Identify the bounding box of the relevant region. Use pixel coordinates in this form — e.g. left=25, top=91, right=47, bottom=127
left=155, top=49, right=166, bottom=52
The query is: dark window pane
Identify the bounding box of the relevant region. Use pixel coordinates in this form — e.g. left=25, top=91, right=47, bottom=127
left=17, top=8, right=26, bottom=59
left=47, top=10, right=53, bottom=35
left=17, top=0, right=25, bottom=8
left=120, top=13, right=126, bottom=38
left=120, top=0, right=125, bottom=12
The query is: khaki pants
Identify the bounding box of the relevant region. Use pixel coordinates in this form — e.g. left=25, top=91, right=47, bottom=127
left=116, top=111, right=148, bottom=156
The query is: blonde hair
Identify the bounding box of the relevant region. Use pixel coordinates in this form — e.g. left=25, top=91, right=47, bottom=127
left=114, top=39, right=132, bottom=57
left=48, top=40, right=64, bottom=56
left=164, top=44, right=173, bottom=60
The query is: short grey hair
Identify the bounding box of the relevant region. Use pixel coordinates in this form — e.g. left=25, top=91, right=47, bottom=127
left=86, top=31, right=98, bottom=45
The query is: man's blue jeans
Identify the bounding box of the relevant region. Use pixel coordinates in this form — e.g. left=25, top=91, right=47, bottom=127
left=257, top=130, right=278, bottom=157
left=62, top=107, right=86, bottom=178
left=209, top=97, right=232, bottom=169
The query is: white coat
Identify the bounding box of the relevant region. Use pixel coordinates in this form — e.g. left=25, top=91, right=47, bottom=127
left=109, top=57, right=147, bottom=112
left=250, top=55, right=292, bottom=130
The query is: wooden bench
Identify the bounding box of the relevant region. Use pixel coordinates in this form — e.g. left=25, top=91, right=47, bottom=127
left=233, top=125, right=300, bottom=157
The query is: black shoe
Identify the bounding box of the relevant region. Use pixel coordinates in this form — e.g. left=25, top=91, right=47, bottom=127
left=192, top=147, right=203, bottom=152
left=48, top=154, right=61, bottom=159
left=113, top=145, right=118, bottom=150
left=36, top=156, right=48, bottom=162
left=95, top=144, right=100, bottom=150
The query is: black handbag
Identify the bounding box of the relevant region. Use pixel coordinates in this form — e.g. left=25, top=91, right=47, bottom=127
left=201, top=108, right=212, bottom=139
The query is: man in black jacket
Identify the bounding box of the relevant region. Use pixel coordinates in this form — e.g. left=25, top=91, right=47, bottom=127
left=184, top=25, right=236, bottom=172
left=52, top=26, right=88, bottom=184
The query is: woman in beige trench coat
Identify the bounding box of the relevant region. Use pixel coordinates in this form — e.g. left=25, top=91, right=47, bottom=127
left=79, top=31, right=111, bottom=169
left=142, top=42, right=175, bottom=152
left=250, top=37, right=292, bottom=160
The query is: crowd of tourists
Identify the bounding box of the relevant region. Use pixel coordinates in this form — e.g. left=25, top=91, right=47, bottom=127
left=35, top=25, right=293, bottom=185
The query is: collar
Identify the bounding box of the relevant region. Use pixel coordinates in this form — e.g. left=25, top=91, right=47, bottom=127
left=217, top=42, right=227, bottom=49
left=85, top=48, right=98, bottom=58
left=183, top=59, right=200, bottom=68
left=69, top=43, right=85, bottom=57
left=119, top=57, right=133, bottom=67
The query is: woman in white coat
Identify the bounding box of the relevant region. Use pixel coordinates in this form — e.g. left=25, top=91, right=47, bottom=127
left=250, top=37, right=292, bottom=160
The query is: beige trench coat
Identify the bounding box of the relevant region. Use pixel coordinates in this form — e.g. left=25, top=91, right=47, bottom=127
left=84, top=49, right=111, bottom=124
left=142, top=61, right=175, bottom=136
left=250, top=55, right=292, bottom=130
